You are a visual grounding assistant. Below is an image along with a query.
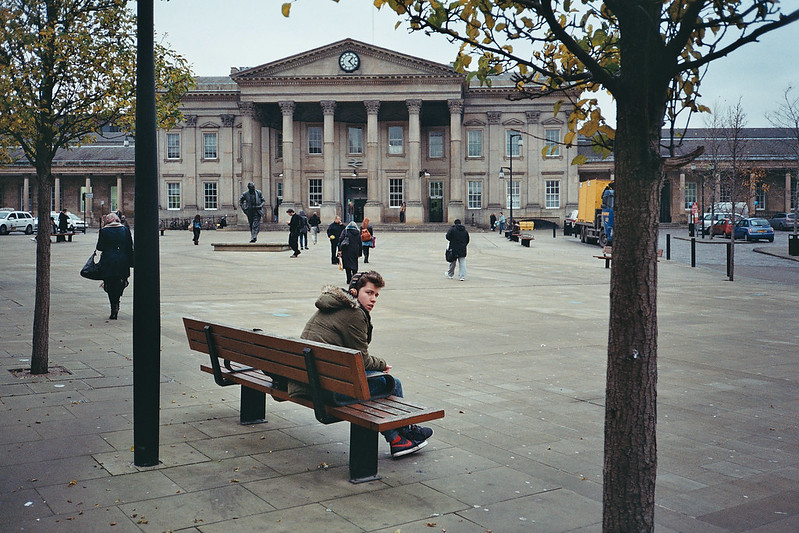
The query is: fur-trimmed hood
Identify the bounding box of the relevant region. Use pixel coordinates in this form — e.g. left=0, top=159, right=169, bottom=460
left=315, top=285, right=360, bottom=312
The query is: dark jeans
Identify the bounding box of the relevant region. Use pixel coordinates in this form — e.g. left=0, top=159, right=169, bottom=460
left=345, top=267, right=356, bottom=284
left=299, top=232, right=307, bottom=248
left=192, top=227, right=200, bottom=243
left=368, top=373, right=404, bottom=441
left=331, top=241, right=339, bottom=264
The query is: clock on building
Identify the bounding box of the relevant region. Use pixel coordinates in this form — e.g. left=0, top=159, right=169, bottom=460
left=338, top=51, right=360, bottom=73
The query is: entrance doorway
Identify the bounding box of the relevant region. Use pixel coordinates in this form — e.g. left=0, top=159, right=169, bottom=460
left=429, top=180, right=444, bottom=222
left=343, top=178, right=367, bottom=223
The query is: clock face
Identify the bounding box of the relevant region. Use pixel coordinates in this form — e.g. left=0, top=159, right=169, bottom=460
left=339, top=51, right=360, bottom=73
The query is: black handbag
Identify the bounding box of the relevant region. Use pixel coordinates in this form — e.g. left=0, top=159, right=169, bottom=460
left=80, top=251, right=103, bottom=280
left=445, top=247, right=455, bottom=263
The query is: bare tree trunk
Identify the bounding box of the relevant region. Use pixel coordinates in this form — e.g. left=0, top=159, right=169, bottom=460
left=602, top=94, right=661, bottom=531
left=31, top=166, right=53, bottom=374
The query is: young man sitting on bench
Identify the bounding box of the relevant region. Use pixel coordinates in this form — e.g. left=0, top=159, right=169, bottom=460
left=289, top=271, right=433, bottom=458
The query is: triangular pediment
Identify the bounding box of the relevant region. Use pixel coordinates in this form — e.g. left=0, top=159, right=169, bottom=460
left=233, top=39, right=462, bottom=83
left=502, top=118, right=525, bottom=126
left=464, top=119, right=486, bottom=126
left=199, top=121, right=220, bottom=129
left=542, top=117, right=564, bottom=126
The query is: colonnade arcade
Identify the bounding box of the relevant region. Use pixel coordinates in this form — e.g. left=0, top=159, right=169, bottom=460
left=237, top=97, right=466, bottom=225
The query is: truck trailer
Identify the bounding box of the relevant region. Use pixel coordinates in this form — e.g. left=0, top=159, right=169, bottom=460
left=575, top=179, right=614, bottom=246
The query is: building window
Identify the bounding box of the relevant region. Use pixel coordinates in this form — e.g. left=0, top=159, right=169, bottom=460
left=719, top=183, right=731, bottom=203
left=467, top=181, right=482, bottom=209
left=166, top=132, right=180, bottom=159
left=202, top=132, right=217, bottom=160
left=545, top=180, right=560, bottom=209
left=428, top=131, right=444, bottom=158
left=685, top=182, right=697, bottom=209
left=429, top=180, right=443, bottom=199
left=506, top=130, right=523, bottom=158
left=276, top=132, right=283, bottom=159
left=308, top=126, right=322, bottom=154
left=467, top=130, right=483, bottom=158
left=389, top=178, right=404, bottom=207
left=276, top=181, right=283, bottom=207
left=204, top=182, right=218, bottom=210
left=167, top=182, right=181, bottom=210
left=309, top=179, right=322, bottom=207
left=50, top=184, right=63, bottom=211
left=348, top=127, right=363, bottom=155
left=755, top=185, right=766, bottom=211
left=545, top=129, right=561, bottom=157
left=388, top=126, right=403, bottom=155
left=506, top=180, right=520, bottom=209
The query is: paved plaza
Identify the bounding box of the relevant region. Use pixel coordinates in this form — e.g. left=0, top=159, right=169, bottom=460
left=1, top=226, right=798, bottom=532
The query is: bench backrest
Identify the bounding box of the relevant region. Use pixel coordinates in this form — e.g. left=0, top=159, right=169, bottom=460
left=183, top=317, right=371, bottom=401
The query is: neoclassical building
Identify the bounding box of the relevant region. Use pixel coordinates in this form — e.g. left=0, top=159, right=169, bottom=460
left=160, top=39, right=578, bottom=227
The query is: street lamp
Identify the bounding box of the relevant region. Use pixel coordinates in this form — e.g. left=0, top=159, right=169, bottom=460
left=499, top=131, right=523, bottom=237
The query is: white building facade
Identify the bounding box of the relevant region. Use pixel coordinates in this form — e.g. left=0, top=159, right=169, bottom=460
left=158, top=39, right=578, bottom=227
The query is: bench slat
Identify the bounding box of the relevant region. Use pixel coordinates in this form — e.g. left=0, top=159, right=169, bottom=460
left=185, top=318, right=370, bottom=400
left=200, top=363, right=444, bottom=432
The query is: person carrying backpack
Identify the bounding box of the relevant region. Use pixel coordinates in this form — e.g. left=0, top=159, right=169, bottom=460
left=361, top=217, right=374, bottom=263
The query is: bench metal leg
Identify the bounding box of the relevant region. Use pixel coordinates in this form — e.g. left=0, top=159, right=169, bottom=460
left=240, top=386, right=267, bottom=425
left=604, top=258, right=611, bottom=268
left=349, top=424, right=381, bottom=484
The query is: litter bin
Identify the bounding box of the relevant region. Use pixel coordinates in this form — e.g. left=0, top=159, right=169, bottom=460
left=789, top=234, right=799, bottom=256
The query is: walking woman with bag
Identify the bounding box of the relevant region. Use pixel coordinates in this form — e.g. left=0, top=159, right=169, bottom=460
left=97, top=212, right=134, bottom=320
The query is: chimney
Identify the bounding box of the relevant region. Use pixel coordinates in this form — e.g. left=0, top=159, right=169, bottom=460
left=230, top=67, right=239, bottom=75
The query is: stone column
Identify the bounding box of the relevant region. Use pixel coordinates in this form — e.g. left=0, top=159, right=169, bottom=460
left=486, top=111, right=502, bottom=212
left=447, top=99, right=464, bottom=222
left=321, top=100, right=338, bottom=223
left=54, top=176, right=61, bottom=211
left=23, top=177, right=30, bottom=211
left=239, top=102, right=255, bottom=194
left=679, top=170, right=686, bottom=223
left=406, top=99, right=423, bottom=223
left=252, top=119, right=264, bottom=215
left=117, top=176, right=123, bottom=213
left=184, top=115, right=198, bottom=212
left=279, top=101, right=296, bottom=222
left=364, top=100, right=382, bottom=223
left=525, top=111, right=542, bottom=208
left=84, top=176, right=93, bottom=223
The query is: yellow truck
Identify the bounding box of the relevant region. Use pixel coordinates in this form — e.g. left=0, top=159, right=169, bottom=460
left=575, top=179, right=614, bottom=246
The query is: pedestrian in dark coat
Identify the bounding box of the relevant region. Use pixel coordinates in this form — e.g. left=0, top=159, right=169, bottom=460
left=339, top=221, right=362, bottom=284
left=97, top=212, right=134, bottom=319
left=57, top=209, right=68, bottom=242
left=445, top=219, right=470, bottom=281
left=326, top=216, right=345, bottom=265
left=287, top=208, right=302, bottom=257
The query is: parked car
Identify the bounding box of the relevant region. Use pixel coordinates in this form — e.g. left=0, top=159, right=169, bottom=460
left=711, top=217, right=733, bottom=237
left=702, top=212, right=743, bottom=235
left=563, top=209, right=578, bottom=236
left=34, top=211, right=88, bottom=234
left=0, top=210, right=36, bottom=235
left=733, top=217, right=775, bottom=242
left=769, top=212, right=798, bottom=230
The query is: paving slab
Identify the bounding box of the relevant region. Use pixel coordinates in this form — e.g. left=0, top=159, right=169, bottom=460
left=1, top=228, right=798, bottom=531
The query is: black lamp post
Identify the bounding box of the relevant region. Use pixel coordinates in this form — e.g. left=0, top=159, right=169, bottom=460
left=499, top=132, right=523, bottom=236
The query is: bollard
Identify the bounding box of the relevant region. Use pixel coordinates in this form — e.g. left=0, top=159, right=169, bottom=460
left=552, top=224, right=557, bottom=238
left=666, top=234, right=671, bottom=260
left=726, top=242, right=731, bottom=277
left=691, top=237, right=696, bottom=268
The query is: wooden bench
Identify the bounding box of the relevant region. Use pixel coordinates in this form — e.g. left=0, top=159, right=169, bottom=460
left=183, top=317, right=445, bottom=483
left=52, top=232, right=77, bottom=242
left=594, top=245, right=613, bottom=268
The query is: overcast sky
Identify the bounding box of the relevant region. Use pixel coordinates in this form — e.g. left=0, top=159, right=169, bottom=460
left=152, top=0, right=798, bottom=128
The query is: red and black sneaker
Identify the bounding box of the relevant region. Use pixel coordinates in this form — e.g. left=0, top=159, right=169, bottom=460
left=389, top=434, right=428, bottom=458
